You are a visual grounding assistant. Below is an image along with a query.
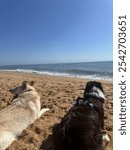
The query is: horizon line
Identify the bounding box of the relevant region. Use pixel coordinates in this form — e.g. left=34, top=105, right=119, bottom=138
left=0, top=60, right=113, bottom=67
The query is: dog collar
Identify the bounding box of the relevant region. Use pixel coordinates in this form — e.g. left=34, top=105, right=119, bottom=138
left=73, top=97, right=100, bottom=114
left=77, top=98, right=92, bottom=106
left=74, top=97, right=94, bottom=108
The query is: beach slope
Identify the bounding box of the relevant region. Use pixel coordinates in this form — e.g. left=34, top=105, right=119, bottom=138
left=0, top=71, right=113, bottom=150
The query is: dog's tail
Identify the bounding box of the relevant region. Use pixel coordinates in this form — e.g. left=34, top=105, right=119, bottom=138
left=39, top=108, right=49, bottom=117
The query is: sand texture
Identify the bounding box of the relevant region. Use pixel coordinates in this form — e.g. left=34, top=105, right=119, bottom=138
left=0, top=71, right=113, bottom=150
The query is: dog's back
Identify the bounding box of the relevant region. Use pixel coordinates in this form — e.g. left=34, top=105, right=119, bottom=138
left=53, top=81, right=108, bottom=150
left=0, top=96, right=37, bottom=134
left=53, top=104, right=103, bottom=150
left=0, top=81, right=49, bottom=150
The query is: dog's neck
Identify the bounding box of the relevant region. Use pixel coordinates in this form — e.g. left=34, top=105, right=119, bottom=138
left=74, top=90, right=105, bottom=106
left=90, top=86, right=105, bottom=100
left=74, top=97, right=94, bottom=107
left=11, top=89, right=35, bottom=101
left=84, top=93, right=105, bottom=103
left=74, top=97, right=101, bottom=119
left=74, top=90, right=105, bottom=110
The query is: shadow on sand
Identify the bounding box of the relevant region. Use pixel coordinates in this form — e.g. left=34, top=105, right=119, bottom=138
left=40, top=134, right=54, bottom=150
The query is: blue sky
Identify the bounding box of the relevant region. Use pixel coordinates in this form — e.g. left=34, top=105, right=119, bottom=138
left=0, top=0, right=112, bottom=65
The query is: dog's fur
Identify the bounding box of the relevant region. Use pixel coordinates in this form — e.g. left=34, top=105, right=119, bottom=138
left=0, top=81, right=49, bottom=150
left=53, top=81, right=110, bottom=150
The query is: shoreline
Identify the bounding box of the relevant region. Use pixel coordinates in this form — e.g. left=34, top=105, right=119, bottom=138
left=0, top=71, right=113, bottom=150
left=0, top=70, right=113, bottom=83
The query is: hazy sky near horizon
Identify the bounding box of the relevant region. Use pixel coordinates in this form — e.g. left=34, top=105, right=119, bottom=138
left=0, top=0, right=112, bottom=65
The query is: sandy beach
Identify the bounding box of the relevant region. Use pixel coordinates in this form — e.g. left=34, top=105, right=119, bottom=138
left=0, top=71, right=113, bottom=150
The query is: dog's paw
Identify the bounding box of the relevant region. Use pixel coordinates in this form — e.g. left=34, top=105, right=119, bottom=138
left=102, top=134, right=110, bottom=142
left=102, top=134, right=110, bottom=149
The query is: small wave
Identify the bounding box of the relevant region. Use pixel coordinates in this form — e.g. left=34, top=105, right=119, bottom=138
left=0, top=69, right=112, bottom=81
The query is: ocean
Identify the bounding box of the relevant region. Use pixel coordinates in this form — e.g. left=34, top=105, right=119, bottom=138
left=0, top=61, right=113, bottom=81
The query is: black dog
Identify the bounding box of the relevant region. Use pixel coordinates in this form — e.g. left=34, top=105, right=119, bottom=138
left=53, top=81, right=107, bottom=150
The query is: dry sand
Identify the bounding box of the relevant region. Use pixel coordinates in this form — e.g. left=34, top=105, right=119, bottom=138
left=0, top=71, right=113, bottom=150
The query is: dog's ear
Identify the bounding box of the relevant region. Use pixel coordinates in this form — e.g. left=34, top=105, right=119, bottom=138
left=30, top=81, right=34, bottom=86
left=22, top=81, right=28, bottom=90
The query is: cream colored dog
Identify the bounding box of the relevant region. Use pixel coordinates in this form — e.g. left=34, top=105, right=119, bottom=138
left=0, top=81, right=49, bottom=150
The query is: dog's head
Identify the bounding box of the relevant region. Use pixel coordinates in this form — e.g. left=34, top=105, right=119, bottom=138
left=9, top=81, right=35, bottom=95
left=84, top=81, right=105, bottom=101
